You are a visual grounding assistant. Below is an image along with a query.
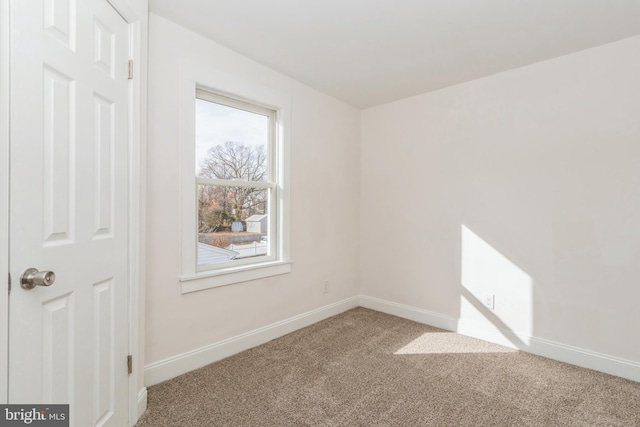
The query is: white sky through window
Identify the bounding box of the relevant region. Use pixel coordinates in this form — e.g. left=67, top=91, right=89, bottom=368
left=195, top=98, right=268, bottom=174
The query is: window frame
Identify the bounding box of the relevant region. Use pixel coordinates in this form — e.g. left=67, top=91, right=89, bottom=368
left=179, top=62, right=291, bottom=293
left=194, top=89, right=277, bottom=272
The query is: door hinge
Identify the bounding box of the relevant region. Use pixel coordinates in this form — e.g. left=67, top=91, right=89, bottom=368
left=127, top=59, right=134, bottom=80
left=127, top=355, right=133, bottom=375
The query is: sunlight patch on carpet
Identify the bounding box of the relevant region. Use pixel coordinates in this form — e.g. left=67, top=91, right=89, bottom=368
left=394, top=332, right=519, bottom=355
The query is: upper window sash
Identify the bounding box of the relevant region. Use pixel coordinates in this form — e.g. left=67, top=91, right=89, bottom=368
left=196, top=89, right=278, bottom=183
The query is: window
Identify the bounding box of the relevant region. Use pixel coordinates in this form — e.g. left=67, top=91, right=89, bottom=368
left=179, top=68, right=291, bottom=292
left=195, top=90, right=277, bottom=270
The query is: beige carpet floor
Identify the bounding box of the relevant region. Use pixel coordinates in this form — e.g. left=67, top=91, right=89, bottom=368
left=137, top=308, right=640, bottom=426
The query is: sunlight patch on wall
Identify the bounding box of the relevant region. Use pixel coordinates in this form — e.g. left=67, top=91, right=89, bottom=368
left=394, top=332, right=518, bottom=355
left=460, top=225, right=533, bottom=337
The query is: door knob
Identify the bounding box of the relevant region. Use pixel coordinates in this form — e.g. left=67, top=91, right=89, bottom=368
left=20, top=268, right=56, bottom=290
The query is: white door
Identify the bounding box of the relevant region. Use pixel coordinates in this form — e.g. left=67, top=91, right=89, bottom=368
left=9, top=0, right=130, bottom=425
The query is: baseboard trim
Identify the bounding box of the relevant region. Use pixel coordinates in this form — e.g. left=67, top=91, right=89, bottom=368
left=359, top=295, right=640, bottom=383
left=144, top=296, right=360, bottom=386
left=456, top=318, right=640, bottom=382
left=359, top=295, right=458, bottom=331
left=144, top=294, right=640, bottom=387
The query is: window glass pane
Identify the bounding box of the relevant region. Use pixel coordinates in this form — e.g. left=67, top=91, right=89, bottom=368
left=195, top=98, right=269, bottom=181
left=198, top=184, right=269, bottom=266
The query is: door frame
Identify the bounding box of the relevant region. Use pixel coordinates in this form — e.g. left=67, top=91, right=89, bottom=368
left=1, top=0, right=10, bottom=406
left=0, top=0, right=148, bottom=424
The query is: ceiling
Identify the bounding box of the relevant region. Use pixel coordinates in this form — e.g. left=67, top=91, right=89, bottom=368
left=149, top=0, right=640, bottom=109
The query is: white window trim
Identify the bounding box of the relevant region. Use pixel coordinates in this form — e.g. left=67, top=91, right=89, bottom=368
left=179, top=60, right=291, bottom=292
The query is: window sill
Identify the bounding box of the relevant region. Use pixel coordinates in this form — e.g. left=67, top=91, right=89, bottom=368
left=179, top=260, right=292, bottom=294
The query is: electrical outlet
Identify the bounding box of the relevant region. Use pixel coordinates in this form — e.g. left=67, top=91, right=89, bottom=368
left=483, top=294, right=495, bottom=310
left=322, top=280, right=329, bottom=294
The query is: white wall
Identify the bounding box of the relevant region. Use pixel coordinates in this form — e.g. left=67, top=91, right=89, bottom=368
left=361, top=36, right=640, bottom=363
left=146, top=15, right=360, bottom=366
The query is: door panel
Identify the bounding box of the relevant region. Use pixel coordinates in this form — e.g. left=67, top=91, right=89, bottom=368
left=9, top=0, right=130, bottom=425
left=42, top=65, right=75, bottom=245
